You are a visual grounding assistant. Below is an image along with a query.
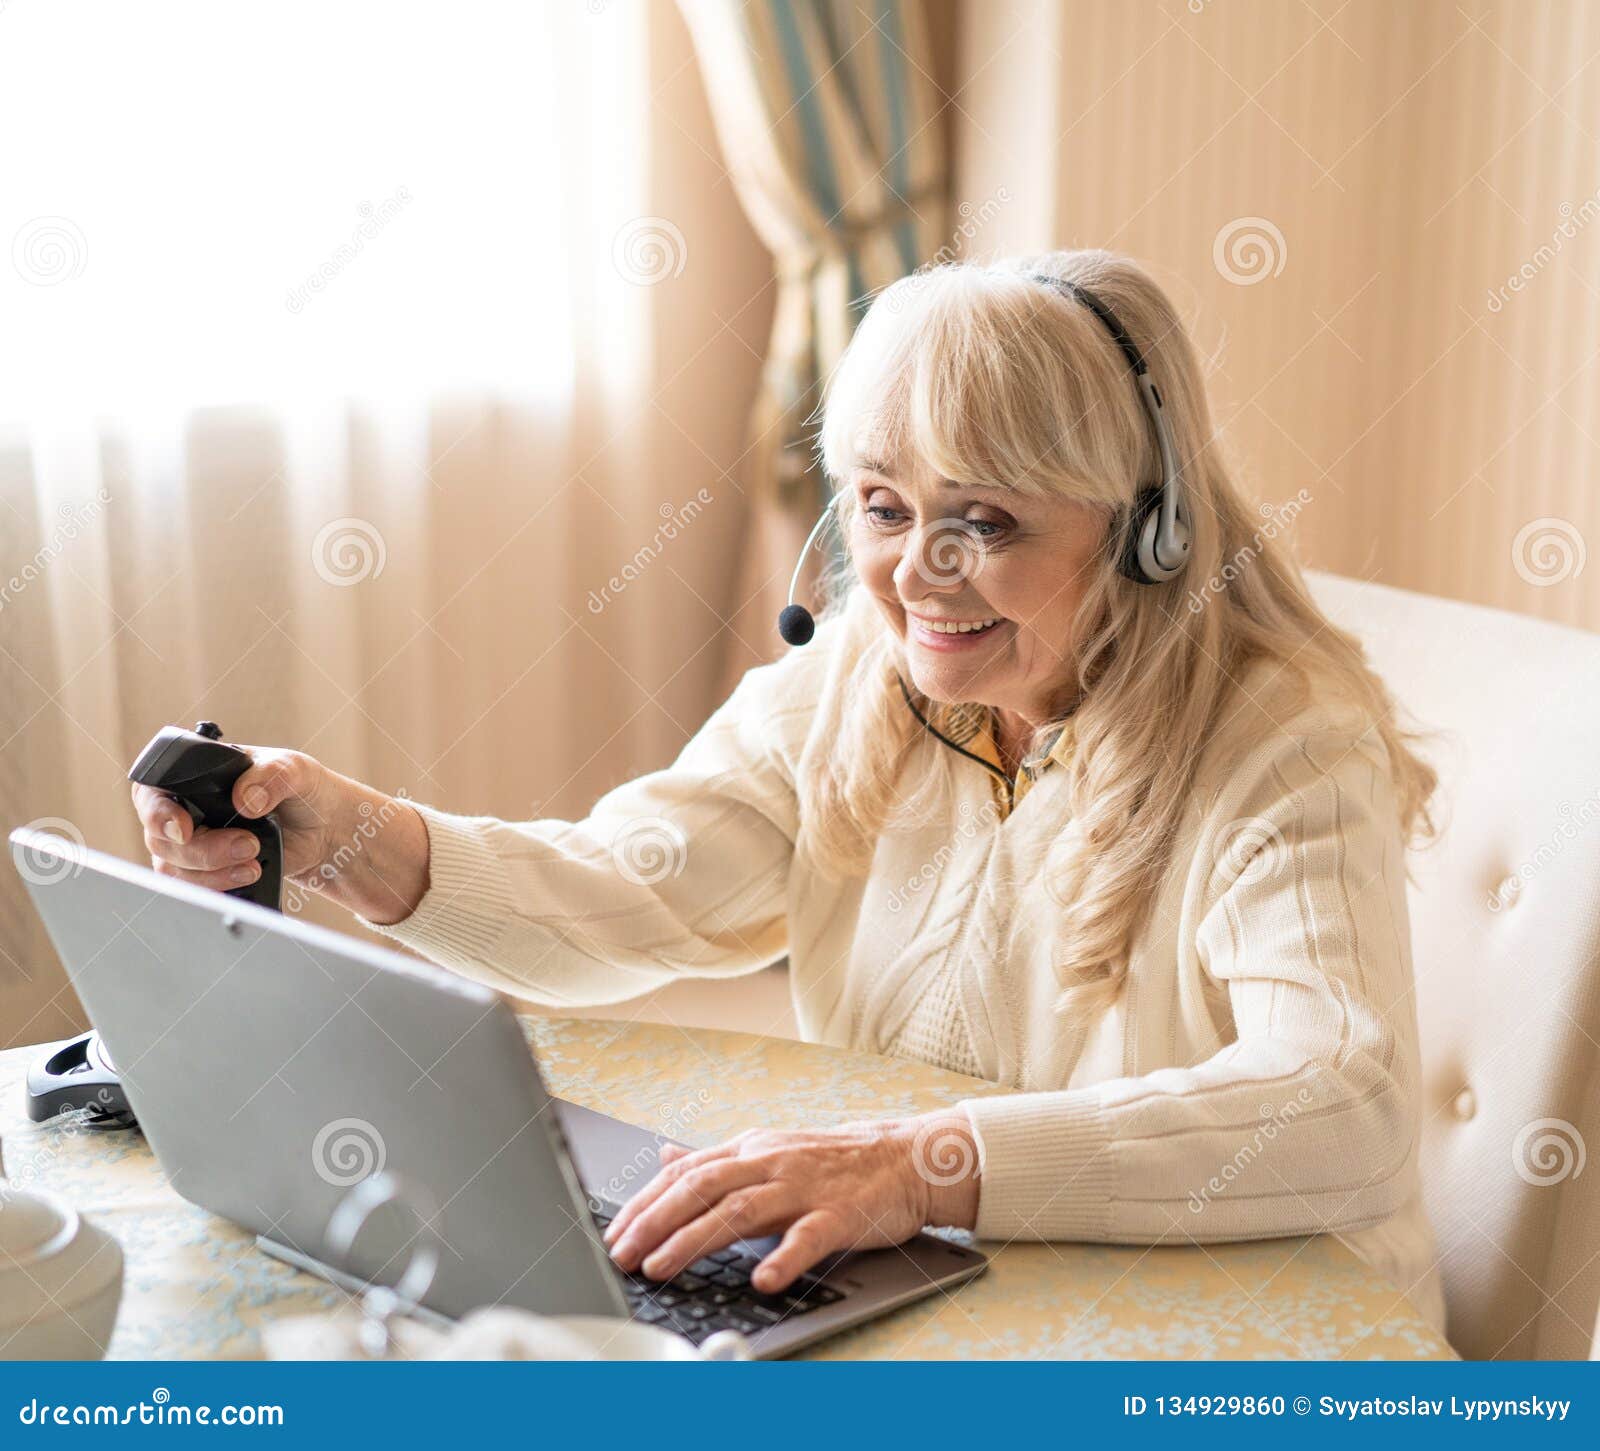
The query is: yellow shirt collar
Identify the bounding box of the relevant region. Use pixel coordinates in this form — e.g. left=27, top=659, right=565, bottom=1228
left=896, top=675, right=1079, bottom=816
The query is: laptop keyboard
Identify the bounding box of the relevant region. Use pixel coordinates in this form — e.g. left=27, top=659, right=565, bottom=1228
left=590, top=1201, right=847, bottom=1346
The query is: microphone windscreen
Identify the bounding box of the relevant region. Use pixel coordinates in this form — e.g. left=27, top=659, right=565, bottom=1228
left=777, top=604, right=816, bottom=646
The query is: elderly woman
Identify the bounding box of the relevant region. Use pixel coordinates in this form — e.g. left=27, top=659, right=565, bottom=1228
left=132, top=250, right=1446, bottom=1333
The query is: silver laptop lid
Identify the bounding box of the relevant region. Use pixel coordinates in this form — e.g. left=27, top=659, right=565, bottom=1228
left=9, top=826, right=628, bottom=1321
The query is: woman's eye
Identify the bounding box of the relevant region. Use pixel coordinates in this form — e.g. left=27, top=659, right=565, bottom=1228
left=860, top=505, right=1007, bottom=537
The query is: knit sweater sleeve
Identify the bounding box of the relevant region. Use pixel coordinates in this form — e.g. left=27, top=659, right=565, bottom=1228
left=957, top=723, right=1422, bottom=1246
left=361, top=640, right=820, bottom=1007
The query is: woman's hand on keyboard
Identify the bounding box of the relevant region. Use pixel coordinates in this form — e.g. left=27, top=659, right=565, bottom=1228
left=132, top=747, right=430, bottom=925
left=600, top=1109, right=981, bottom=1293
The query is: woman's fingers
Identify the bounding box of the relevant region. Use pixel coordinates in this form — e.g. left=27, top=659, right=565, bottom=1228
left=602, top=1139, right=737, bottom=1247
left=132, top=783, right=191, bottom=847
left=634, top=1187, right=783, bottom=1283
left=133, top=778, right=264, bottom=875
left=152, top=855, right=264, bottom=893
left=607, top=1156, right=765, bottom=1273
left=751, top=1210, right=839, bottom=1294
left=230, top=748, right=314, bottom=820
left=143, top=822, right=260, bottom=873
left=604, top=1124, right=929, bottom=1292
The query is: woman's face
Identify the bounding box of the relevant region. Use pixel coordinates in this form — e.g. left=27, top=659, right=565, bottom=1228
left=848, top=454, right=1110, bottom=724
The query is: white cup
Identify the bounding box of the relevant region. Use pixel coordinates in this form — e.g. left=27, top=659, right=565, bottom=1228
left=0, top=1183, right=123, bottom=1359
left=445, top=1308, right=751, bottom=1362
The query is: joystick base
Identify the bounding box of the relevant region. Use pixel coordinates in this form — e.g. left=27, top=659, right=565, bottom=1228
left=25, top=1031, right=137, bottom=1130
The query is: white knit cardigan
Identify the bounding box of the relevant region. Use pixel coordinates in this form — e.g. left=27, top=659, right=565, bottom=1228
left=370, top=603, right=1447, bottom=1334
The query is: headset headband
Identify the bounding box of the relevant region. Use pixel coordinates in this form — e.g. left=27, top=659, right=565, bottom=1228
left=1024, top=271, right=1191, bottom=585
left=1028, top=274, right=1149, bottom=376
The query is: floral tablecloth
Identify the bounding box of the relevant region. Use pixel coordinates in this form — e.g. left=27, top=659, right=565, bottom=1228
left=0, top=1018, right=1454, bottom=1360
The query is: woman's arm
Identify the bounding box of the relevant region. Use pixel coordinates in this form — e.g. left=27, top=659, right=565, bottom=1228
left=133, top=636, right=817, bottom=1007
left=364, top=652, right=802, bottom=1004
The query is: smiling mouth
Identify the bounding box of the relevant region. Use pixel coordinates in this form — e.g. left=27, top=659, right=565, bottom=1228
left=906, top=614, right=1008, bottom=648
left=915, top=616, right=1001, bottom=635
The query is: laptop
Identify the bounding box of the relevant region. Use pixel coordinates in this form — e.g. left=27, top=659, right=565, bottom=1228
left=9, top=827, right=988, bottom=1357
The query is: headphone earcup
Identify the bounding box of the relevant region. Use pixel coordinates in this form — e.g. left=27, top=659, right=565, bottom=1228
left=1115, top=485, right=1165, bottom=585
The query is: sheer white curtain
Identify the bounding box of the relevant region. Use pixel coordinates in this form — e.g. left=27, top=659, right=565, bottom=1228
left=0, top=0, right=772, bottom=1042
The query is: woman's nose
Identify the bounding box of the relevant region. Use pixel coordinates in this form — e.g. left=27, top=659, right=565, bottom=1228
left=894, top=519, right=982, bottom=598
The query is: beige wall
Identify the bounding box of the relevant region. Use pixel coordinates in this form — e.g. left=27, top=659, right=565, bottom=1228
left=952, top=0, right=1600, bottom=631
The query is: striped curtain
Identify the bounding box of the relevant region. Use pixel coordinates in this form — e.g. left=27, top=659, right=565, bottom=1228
left=677, top=0, right=950, bottom=518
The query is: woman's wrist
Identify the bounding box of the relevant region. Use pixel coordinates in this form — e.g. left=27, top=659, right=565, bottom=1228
left=315, top=780, right=432, bottom=925
left=900, top=1108, right=982, bottom=1230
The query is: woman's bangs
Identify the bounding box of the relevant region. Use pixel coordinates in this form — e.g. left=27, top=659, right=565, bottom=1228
left=908, top=292, right=1064, bottom=498
left=823, top=268, right=1121, bottom=503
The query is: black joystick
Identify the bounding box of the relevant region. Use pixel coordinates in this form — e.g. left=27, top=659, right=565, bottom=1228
left=26, top=722, right=289, bottom=1132
left=127, top=720, right=283, bottom=912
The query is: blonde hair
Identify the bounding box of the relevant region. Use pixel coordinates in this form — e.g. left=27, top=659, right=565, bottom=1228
left=795, top=248, right=1441, bottom=1021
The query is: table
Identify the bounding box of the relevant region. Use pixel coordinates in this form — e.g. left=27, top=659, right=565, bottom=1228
left=0, top=1019, right=1455, bottom=1360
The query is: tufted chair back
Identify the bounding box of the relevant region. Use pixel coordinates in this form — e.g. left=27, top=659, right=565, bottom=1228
left=1306, top=571, right=1600, bottom=1360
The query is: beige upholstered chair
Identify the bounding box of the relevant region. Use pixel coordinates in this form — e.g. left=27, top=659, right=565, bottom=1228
left=1307, top=570, right=1600, bottom=1360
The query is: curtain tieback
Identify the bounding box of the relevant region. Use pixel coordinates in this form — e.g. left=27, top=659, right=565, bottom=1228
left=775, top=181, right=949, bottom=281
